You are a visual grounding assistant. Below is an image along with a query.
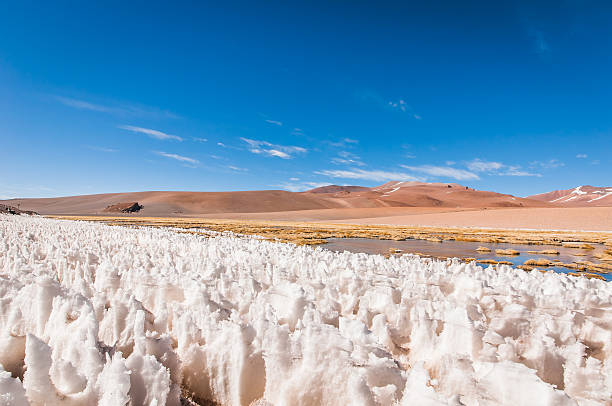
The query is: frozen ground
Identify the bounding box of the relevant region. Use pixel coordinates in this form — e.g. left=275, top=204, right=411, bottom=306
left=0, top=215, right=611, bottom=405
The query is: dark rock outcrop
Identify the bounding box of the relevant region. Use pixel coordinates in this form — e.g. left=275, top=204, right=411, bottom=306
left=0, top=204, right=38, bottom=215
left=103, top=202, right=144, bottom=213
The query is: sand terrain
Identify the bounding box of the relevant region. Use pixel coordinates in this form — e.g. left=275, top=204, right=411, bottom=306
left=159, top=206, right=612, bottom=231
left=1, top=182, right=549, bottom=217
left=3, top=182, right=611, bottom=231
left=332, top=207, right=612, bottom=232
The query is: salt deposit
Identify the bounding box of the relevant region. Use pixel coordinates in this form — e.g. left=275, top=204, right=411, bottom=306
left=0, top=215, right=611, bottom=405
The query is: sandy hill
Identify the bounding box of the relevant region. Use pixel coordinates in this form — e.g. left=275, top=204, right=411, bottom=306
left=306, top=185, right=370, bottom=194
left=528, top=185, right=612, bottom=207
left=1, top=182, right=550, bottom=216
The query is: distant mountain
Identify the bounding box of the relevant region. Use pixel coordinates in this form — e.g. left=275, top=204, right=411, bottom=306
left=1, top=181, right=550, bottom=216
left=528, top=185, right=612, bottom=207
left=305, top=185, right=370, bottom=194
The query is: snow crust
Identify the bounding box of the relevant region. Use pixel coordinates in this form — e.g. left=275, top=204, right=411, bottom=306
left=0, top=215, right=611, bottom=405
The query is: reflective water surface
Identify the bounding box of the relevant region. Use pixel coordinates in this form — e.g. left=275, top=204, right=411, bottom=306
left=324, top=237, right=611, bottom=281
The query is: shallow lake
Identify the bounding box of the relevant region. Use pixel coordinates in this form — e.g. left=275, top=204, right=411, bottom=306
left=323, top=237, right=611, bottom=282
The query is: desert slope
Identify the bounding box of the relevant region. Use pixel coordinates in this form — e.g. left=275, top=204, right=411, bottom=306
left=1, top=182, right=549, bottom=216
left=529, top=185, right=612, bottom=206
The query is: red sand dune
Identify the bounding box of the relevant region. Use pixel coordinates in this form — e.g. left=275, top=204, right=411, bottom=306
left=1, top=182, right=550, bottom=216
left=331, top=207, right=612, bottom=232
left=528, top=185, right=612, bottom=207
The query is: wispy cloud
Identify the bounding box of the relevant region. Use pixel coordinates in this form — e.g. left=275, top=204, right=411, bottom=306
left=86, top=146, right=118, bottom=153
left=154, top=151, right=199, bottom=165
left=276, top=181, right=332, bottom=192
left=57, top=97, right=112, bottom=113
left=241, top=138, right=307, bottom=159
left=316, top=169, right=422, bottom=182
left=529, top=29, right=550, bottom=55
left=576, top=154, right=588, bottom=159
left=530, top=159, right=564, bottom=169
left=356, top=90, right=421, bottom=119
left=119, top=125, right=182, bottom=141
left=193, top=137, right=208, bottom=143
left=400, top=165, right=479, bottom=180
left=388, top=99, right=422, bottom=119
left=326, top=138, right=360, bottom=148
left=265, top=119, right=283, bottom=126
left=227, top=165, right=248, bottom=172
left=467, top=159, right=504, bottom=173
left=467, top=159, right=541, bottom=177
left=266, top=150, right=291, bottom=159
left=503, top=166, right=541, bottom=177
left=388, top=99, right=408, bottom=112
left=55, top=96, right=179, bottom=118
left=331, top=151, right=365, bottom=166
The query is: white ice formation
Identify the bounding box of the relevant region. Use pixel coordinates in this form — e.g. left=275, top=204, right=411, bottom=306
left=0, top=215, right=611, bottom=405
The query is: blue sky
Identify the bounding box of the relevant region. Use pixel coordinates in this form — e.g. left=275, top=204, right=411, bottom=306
left=1, top=1, right=610, bottom=199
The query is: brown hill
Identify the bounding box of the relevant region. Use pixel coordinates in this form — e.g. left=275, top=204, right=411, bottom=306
left=1, top=182, right=550, bottom=216
left=306, top=185, right=370, bottom=194
left=528, top=185, right=612, bottom=207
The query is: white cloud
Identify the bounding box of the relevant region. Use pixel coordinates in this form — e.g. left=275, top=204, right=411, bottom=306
left=87, top=146, right=117, bottom=153
left=265, top=119, right=283, bottom=126
left=266, top=149, right=291, bottom=159
left=576, top=154, right=588, bottom=159
left=501, top=166, right=541, bottom=177
left=316, top=169, right=421, bottom=182
left=56, top=96, right=179, bottom=118
left=276, top=181, right=332, bottom=192
left=193, top=137, right=208, bottom=143
left=56, top=96, right=112, bottom=113
left=467, top=159, right=504, bottom=173
left=155, top=151, right=199, bottom=165
left=465, top=159, right=541, bottom=177
left=331, top=158, right=365, bottom=166
left=331, top=151, right=365, bottom=166
left=388, top=99, right=408, bottom=112
left=241, top=138, right=307, bottom=159
left=326, top=138, right=360, bottom=148
left=530, top=159, right=564, bottom=169
left=388, top=99, right=421, bottom=119
left=400, top=165, right=479, bottom=180
left=119, top=125, right=182, bottom=141
left=227, top=165, right=248, bottom=172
